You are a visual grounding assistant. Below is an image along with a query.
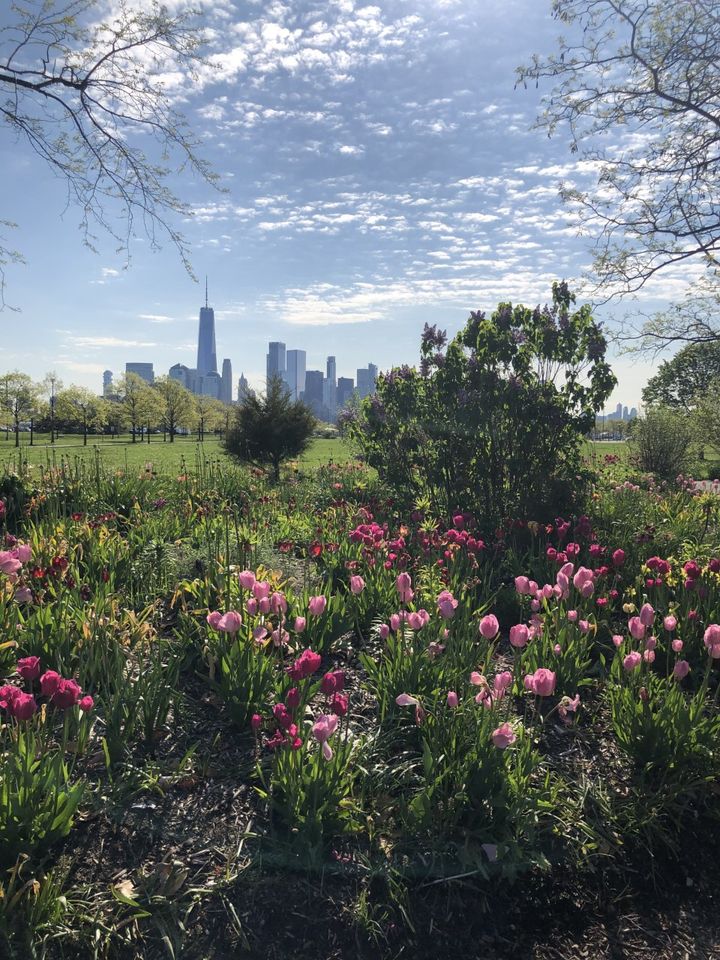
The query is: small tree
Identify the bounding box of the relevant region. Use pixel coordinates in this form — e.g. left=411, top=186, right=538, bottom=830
left=54, top=387, right=105, bottom=445
left=224, top=376, right=316, bottom=481
left=628, top=408, right=697, bottom=480
left=194, top=394, right=224, bottom=441
left=153, top=376, right=194, bottom=442
left=116, top=373, right=156, bottom=442
left=0, top=371, right=41, bottom=447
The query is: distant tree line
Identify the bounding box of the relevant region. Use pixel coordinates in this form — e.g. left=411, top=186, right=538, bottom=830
left=0, top=371, right=233, bottom=447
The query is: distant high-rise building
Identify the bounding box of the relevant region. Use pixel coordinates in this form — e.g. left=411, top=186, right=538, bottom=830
left=303, top=369, right=329, bottom=420
left=336, top=377, right=354, bottom=412
left=169, top=363, right=194, bottom=391
left=238, top=373, right=250, bottom=402
left=286, top=349, right=306, bottom=400
left=103, top=370, right=113, bottom=396
left=197, top=279, right=218, bottom=377
left=615, top=402, right=623, bottom=420
left=356, top=363, right=377, bottom=399
left=622, top=405, right=629, bottom=421
left=267, top=341, right=286, bottom=384
left=629, top=407, right=638, bottom=419
left=125, top=362, right=154, bottom=385
left=198, top=371, right=222, bottom=399
left=324, top=355, right=337, bottom=420
left=221, top=358, right=233, bottom=405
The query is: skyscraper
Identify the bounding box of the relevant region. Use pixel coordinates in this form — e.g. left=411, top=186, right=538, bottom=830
left=266, top=341, right=286, bottom=384
left=324, top=355, right=337, bottom=420
left=238, top=373, right=250, bottom=402
left=197, top=279, right=218, bottom=377
left=356, top=364, right=377, bottom=399
left=221, top=358, right=233, bottom=405
left=103, top=370, right=113, bottom=396
left=126, top=362, right=154, bottom=384
left=286, top=349, right=306, bottom=400
left=336, top=377, right=354, bottom=411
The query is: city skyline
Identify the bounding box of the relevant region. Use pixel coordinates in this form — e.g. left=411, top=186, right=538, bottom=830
left=0, top=0, right=674, bottom=409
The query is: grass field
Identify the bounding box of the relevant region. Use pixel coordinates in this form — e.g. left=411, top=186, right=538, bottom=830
left=0, top=432, right=356, bottom=474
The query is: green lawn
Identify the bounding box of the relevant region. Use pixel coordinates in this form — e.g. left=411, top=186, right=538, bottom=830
left=0, top=432, right=356, bottom=474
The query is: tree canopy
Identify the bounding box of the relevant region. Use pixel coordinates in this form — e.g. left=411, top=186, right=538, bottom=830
left=642, top=342, right=720, bottom=411
left=518, top=1, right=720, bottom=310
left=0, top=0, right=217, bottom=306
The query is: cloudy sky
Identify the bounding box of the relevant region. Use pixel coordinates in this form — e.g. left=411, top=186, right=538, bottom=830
left=0, top=0, right=692, bottom=407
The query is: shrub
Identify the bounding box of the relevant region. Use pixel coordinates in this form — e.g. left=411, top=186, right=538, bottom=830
left=627, top=406, right=696, bottom=480
left=347, top=282, right=615, bottom=528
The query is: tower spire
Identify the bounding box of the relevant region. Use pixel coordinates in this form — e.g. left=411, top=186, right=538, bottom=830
left=205, top=276, right=208, bottom=308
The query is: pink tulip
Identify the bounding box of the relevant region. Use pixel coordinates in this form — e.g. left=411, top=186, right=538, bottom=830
left=270, top=592, right=287, bottom=615
left=479, top=614, right=499, bottom=639
left=17, top=656, right=41, bottom=682
left=470, top=671, right=487, bottom=687
left=580, top=580, right=594, bottom=599
left=509, top=624, right=529, bottom=648
left=628, top=616, right=646, bottom=640
left=447, top=690, right=459, bottom=708
left=579, top=620, right=590, bottom=634
left=523, top=668, right=556, bottom=697
left=258, top=597, right=271, bottom=614
left=407, top=609, right=430, bottom=631
left=217, top=611, right=242, bottom=633
left=491, top=722, right=517, bottom=749
left=0, top=552, right=22, bottom=576
left=639, top=603, right=655, bottom=627
left=14, top=544, right=31, bottom=564
left=514, top=576, right=531, bottom=595
left=251, top=713, right=262, bottom=732
left=663, top=615, right=677, bottom=633
left=79, top=695, right=94, bottom=712
left=252, top=580, right=270, bottom=600
left=643, top=649, right=655, bottom=663
left=308, top=595, right=327, bottom=617
left=294, top=616, right=306, bottom=633
left=567, top=610, right=578, bottom=623
left=612, top=634, right=624, bottom=647
left=645, top=636, right=657, bottom=651
left=395, top=693, right=419, bottom=707
left=612, top=549, right=625, bottom=567
left=672, top=638, right=683, bottom=652
left=238, top=570, right=256, bottom=590
left=437, top=589, right=458, bottom=620
left=704, top=624, right=720, bottom=658
left=623, top=651, right=642, bottom=671
left=12, top=691, right=37, bottom=721
left=378, top=624, right=390, bottom=639
left=350, top=576, right=365, bottom=595
left=253, top=626, right=268, bottom=643
left=39, top=670, right=62, bottom=697
left=287, top=648, right=322, bottom=680
left=673, top=660, right=690, bottom=680
left=51, top=678, right=82, bottom=710
left=572, top=567, right=594, bottom=590
left=559, top=562, right=574, bottom=579
left=395, top=572, right=414, bottom=603
left=493, top=671, right=512, bottom=698
left=206, top=611, right=222, bottom=629
left=312, top=714, right=339, bottom=760
left=246, top=598, right=258, bottom=616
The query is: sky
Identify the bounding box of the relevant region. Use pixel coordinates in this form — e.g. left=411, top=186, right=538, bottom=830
left=0, top=0, right=697, bottom=408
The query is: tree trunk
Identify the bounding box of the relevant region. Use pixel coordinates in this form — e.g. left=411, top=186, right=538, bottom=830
left=30, top=419, right=33, bottom=446
left=132, top=420, right=137, bottom=442
left=14, top=420, right=19, bottom=447
left=83, top=417, right=88, bottom=446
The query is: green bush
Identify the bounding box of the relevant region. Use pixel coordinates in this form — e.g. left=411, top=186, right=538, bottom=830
left=347, top=282, right=615, bottom=528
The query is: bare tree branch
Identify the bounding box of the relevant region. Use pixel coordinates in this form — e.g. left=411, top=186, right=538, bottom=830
left=0, top=0, right=221, bottom=307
